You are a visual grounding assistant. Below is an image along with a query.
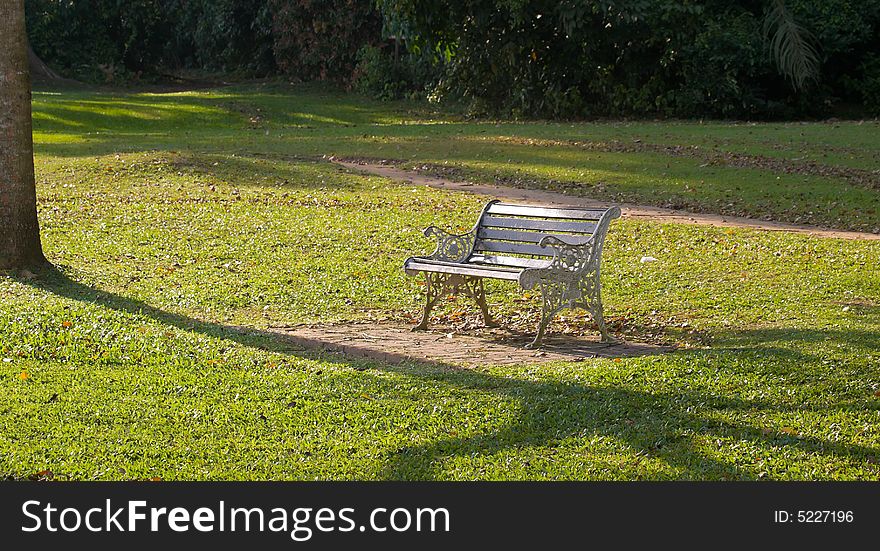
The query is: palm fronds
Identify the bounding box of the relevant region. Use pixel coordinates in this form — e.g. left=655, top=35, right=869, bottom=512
left=763, top=0, right=820, bottom=91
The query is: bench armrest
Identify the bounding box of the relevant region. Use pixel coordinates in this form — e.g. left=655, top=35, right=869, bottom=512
left=424, top=226, right=477, bottom=263
left=519, top=235, right=598, bottom=289
left=518, top=206, right=620, bottom=290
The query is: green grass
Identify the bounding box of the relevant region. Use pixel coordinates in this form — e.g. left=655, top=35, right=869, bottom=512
left=31, top=83, right=880, bottom=231
left=1, top=82, right=879, bottom=480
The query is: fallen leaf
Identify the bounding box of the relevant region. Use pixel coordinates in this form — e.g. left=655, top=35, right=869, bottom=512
left=61, top=321, right=73, bottom=328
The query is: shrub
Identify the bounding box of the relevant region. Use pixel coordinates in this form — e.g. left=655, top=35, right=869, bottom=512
left=26, top=0, right=173, bottom=82
left=25, top=0, right=275, bottom=82
left=170, top=0, right=276, bottom=75
left=271, top=0, right=382, bottom=82
left=353, top=44, right=438, bottom=100
left=378, top=0, right=880, bottom=119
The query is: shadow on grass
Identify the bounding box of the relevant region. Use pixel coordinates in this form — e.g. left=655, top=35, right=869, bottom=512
left=162, top=151, right=364, bottom=191
left=711, top=308, right=880, bottom=362
left=30, top=84, right=433, bottom=159
left=20, top=266, right=880, bottom=480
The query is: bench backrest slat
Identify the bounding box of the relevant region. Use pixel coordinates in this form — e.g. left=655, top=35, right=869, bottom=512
left=486, top=203, right=608, bottom=220
left=475, top=240, right=557, bottom=257
left=472, top=202, right=606, bottom=262
left=478, top=227, right=592, bottom=245
left=481, top=215, right=597, bottom=234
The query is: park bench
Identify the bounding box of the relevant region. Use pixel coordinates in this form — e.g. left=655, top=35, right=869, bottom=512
left=404, top=199, right=621, bottom=348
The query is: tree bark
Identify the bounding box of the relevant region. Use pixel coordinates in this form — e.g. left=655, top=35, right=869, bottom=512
left=0, top=0, right=47, bottom=269
left=28, top=42, right=62, bottom=81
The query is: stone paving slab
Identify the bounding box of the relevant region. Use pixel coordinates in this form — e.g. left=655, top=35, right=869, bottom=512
left=275, top=322, right=674, bottom=367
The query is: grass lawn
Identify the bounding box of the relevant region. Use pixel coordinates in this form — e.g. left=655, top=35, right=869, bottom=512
left=1, top=82, right=878, bottom=480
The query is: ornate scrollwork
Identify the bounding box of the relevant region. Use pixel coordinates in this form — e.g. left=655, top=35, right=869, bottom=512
left=518, top=208, right=621, bottom=348
left=412, top=272, right=494, bottom=330
left=424, top=226, right=476, bottom=263
left=409, top=203, right=621, bottom=348
left=542, top=235, right=595, bottom=273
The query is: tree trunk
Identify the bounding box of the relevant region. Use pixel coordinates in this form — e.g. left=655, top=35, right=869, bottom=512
left=28, top=42, right=62, bottom=81
left=0, top=0, right=47, bottom=270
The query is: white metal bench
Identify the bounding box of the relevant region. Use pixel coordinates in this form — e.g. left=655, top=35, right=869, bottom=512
left=404, top=199, right=621, bottom=348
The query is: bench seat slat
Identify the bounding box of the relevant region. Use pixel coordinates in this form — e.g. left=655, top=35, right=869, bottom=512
left=477, top=228, right=592, bottom=245
left=487, top=203, right=608, bottom=220
left=468, top=254, right=552, bottom=269
left=404, top=258, right=522, bottom=280
left=481, top=215, right=598, bottom=234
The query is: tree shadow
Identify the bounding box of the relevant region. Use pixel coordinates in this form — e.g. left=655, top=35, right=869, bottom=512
left=22, top=265, right=320, bottom=356
left=161, top=151, right=365, bottom=191
left=30, top=84, right=439, bottom=159
left=711, top=306, right=880, bottom=363
left=18, top=266, right=880, bottom=480
left=378, top=350, right=880, bottom=480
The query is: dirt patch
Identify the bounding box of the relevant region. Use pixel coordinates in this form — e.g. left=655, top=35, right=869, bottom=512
left=274, top=322, right=673, bottom=367
left=333, top=159, right=880, bottom=241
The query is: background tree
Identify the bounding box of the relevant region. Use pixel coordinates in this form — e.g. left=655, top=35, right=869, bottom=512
left=0, top=0, right=47, bottom=270
left=765, top=0, right=819, bottom=90
left=18, top=0, right=880, bottom=118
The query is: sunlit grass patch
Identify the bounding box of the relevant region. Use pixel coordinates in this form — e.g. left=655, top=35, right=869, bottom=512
left=0, top=83, right=877, bottom=480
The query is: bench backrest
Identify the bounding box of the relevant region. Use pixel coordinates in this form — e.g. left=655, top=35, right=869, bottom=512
left=470, top=201, right=619, bottom=268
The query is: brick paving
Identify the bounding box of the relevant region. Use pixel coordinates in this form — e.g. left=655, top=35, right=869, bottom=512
left=274, top=322, right=673, bottom=367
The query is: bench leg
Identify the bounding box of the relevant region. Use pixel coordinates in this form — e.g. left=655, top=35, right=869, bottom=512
left=581, top=271, right=619, bottom=344
left=525, top=281, right=567, bottom=349
left=413, top=272, right=445, bottom=331
left=413, top=273, right=497, bottom=331
left=467, top=277, right=498, bottom=328
left=587, top=300, right=617, bottom=343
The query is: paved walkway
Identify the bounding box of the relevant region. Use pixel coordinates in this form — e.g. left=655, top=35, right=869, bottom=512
left=334, top=159, right=880, bottom=241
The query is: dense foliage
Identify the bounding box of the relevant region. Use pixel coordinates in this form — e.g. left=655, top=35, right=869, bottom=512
left=379, top=0, right=880, bottom=118
left=24, top=0, right=880, bottom=118
left=26, top=0, right=172, bottom=82
left=25, top=0, right=275, bottom=81
left=271, top=0, right=383, bottom=82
